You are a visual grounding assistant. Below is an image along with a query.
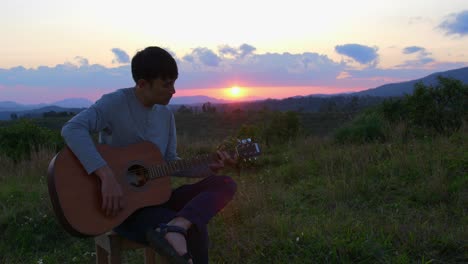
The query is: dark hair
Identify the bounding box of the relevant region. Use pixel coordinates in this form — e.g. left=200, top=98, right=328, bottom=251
left=131, top=47, right=178, bottom=83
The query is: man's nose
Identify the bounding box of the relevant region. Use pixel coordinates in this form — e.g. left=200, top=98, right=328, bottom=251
left=169, top=86, right=176, bottom=94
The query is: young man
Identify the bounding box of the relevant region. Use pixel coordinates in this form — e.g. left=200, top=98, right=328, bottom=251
left=61, top=46, right=237, bottom=264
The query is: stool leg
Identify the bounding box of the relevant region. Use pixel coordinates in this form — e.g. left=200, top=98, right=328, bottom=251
left=155, top=253, right=170, bottom=264
left=109, top=251, right=122, bottom=264
left=108, top=234, right=122, bottom=264
left=144, top=248, right=156, bottom=264
left=95, top=244, right=108, bottom=264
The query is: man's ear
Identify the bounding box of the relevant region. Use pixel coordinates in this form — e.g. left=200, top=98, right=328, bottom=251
left=136, top=79, right=148, bottom=89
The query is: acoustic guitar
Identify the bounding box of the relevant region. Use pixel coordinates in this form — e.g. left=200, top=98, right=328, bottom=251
left=47, top=139, right=261, bottom=237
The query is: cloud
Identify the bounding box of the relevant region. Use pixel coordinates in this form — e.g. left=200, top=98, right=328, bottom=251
left=335, top=44, right=379, bottom=66
left=400, top=46, right=434, bottom=68
left=0, top=63, right=132, bottom=90
left=396, top=58, right=436, bottom=68
left=190, top=48, right=222, bottom=67
left=239, top=44, right=256, bottom=58
left=336, top=71, right=351, bottom=79
left=219, top=45, right=239, bottom=57
left=182, top=55, right=195, bottom=63
left=74, top=56, right=89, bottom=66
left=1, top=43, right=467, bottom=103
left=218, top=43, right=256, bottom=59
left=176, top=48, right=372, bottom=89
left=111, top=48, right=130, bottom=64
left=439, top=10, right=468, bottom=36
left=403, top=46, right=425, bottom=54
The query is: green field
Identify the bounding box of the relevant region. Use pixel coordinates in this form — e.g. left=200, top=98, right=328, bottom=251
left=0, top=106, right=466, bottom=263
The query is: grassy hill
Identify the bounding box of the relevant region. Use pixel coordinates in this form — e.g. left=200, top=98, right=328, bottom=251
left=0, top=113, right=466, bottom=263
left=1, top=77, right=466, bottom=262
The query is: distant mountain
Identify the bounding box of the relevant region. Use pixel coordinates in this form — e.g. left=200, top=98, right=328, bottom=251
left=0, top=101, right=47, bottom=112
left=355, top=66, right=468, bottom=96
left=0, top=97, right=92, bottom=112
left=0, top=96, right=240, bottom=120
left=290, top=92, right=354, bottom=99
left=169, top=95, right=230, bottom=105
left=0, top=101, right=22, bottom=109
left=51, top=98, right=93, bottom=108
left=0, top=105, right=84, bottom=120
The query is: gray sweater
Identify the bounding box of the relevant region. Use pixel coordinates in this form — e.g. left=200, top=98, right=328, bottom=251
left=61, top=87, right=211, bottom=177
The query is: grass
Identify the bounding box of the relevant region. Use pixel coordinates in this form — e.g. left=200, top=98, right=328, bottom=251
left=0, top=122, right=467, bottom=263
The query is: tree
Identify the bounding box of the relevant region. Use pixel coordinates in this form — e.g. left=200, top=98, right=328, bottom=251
left=405, top=77, right=467, bottom=134
left=177, top=105, right=193, bottom=114
left=378, top=76, right=467, bottom=136
left=0, top=120, right=63, bottom=161
left=263, top=111, right=301, bottom=145
left=202, top=102, right=216, bottom=113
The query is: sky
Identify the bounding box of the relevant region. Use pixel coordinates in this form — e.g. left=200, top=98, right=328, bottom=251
left=1, top=0, right=468, bottom=104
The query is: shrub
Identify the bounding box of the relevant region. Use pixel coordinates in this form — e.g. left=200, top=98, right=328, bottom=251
left=405, top=77, right=467, bottom=135
left=380, top=98, right=405, bottom=123
left=379, top=76, right=467, bottom=136
left=263, top=111, right=301, bottom=145
left=0, top=120, right=63, bottom=162
left=334, top=111, right=386, bottom=144
left=237, top=124, right=260, bottom=142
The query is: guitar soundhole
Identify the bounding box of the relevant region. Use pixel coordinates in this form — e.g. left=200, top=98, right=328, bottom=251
left=127, top=164, right=149, bottom=187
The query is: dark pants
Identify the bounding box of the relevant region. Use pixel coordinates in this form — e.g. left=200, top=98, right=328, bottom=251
left=114, top=175, right=237, bottom=264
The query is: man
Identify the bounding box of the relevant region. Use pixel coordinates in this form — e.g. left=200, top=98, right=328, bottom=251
left=61, top=46, right=238, bottom=264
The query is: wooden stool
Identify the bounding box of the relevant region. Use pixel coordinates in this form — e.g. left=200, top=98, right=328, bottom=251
left=95, top=231, right=168, bottom=264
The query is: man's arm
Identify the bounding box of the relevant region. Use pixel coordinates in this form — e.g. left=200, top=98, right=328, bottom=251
left=61, top=93, right=123, bottom=216
left=61, top=106, right=107, bottom=174
left=164, top=112, right=179, bottom=161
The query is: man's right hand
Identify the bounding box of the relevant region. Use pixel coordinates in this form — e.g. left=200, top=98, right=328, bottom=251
left=95, top=165, right=123, bottom=216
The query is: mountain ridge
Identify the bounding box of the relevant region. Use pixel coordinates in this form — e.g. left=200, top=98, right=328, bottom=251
left=1, top=66, right=467, bottom=120
left=354, top=66, right=468, bottom=96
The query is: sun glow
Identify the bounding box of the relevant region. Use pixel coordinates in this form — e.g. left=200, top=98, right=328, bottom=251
left=226, top=86, right=245, bottom=99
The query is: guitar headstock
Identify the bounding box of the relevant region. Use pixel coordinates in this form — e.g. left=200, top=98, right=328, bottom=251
left=236, top=138, right=261, bottom=161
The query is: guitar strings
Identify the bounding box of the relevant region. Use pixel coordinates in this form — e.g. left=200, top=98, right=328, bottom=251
left=126, top=157, right=214, bottom=175
left=125, top=150, right=245, bottom=175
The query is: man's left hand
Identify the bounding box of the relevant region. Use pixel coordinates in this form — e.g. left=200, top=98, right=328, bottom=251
left=209, top=151, right=238, bottom=173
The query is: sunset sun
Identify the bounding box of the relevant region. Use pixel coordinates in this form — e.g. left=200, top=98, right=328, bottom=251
left=226, top=86, right=245, bottom=99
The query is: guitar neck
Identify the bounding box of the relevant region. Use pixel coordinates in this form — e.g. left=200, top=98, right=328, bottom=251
left=147, top=150, right=235, bottom=179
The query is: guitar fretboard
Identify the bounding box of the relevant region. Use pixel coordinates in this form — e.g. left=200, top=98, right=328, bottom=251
left=147, top=151, right=233, bottom=179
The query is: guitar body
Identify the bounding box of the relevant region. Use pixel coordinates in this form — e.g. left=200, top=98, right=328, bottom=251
left=47, top=141, right=172, bottom=237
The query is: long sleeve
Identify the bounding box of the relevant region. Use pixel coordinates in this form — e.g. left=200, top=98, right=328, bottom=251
left=164, top=112, right=179, bottom=161
left=61, top=93, right=117, bottom=174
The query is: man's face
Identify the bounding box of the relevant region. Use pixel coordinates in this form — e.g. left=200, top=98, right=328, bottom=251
left=143, top=78, right=176, bottom=106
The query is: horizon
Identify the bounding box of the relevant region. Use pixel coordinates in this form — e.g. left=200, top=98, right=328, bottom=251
left=1, top=1, right=468, bottom=104
left=0, top=88, right=361, bottom=105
